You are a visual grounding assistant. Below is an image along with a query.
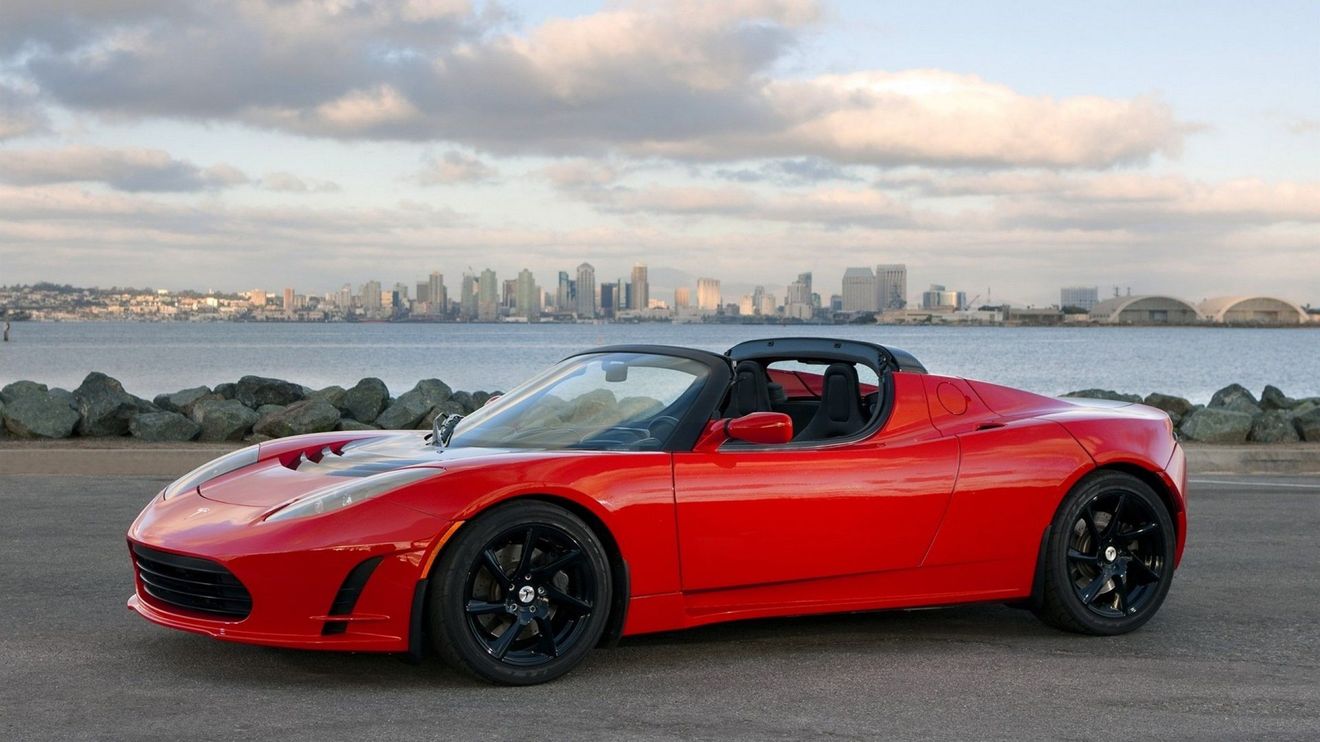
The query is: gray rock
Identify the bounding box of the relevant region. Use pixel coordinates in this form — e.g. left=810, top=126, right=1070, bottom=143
left=192, top=399, right=260, bottom=442
left=337, top=418, right=378, bottom=431
left=376, top=378, right=453, bottom=429
left=235, top=375, right=305, bottom=408
left=1062, top=389, right=1143, bottom=403
left=1260, top=385, right=1298, bottom=411
left=213, top=382, right=237, bottom=400
left=154, top=386, right=221, bottom=417
left=1295, top=407, right=1320, bottom=442
left=1178, top=407, right=1254, bottom=443
left=73, top=372, right=140, bottom=437
left=243, top=433, right=274, bottom=443
left=1, top=380, right=48, bottom=405
left=308, top=385, right=347, bottom=410
left=418, top=400, right=467, bottom=429
left=1209, top=383, right=1262, bottom=415
left=450, top=390, right=477, bottom=413
left=1248, top=410, right=1300, bottom=443
left=255, top=404, right=286, bottom=418
left=1142, top=393, right=1194, bottom=425
left=2, top=388, right=80, bottom=438
left=129, top=411, right=201, bottom=442
left=342, top=378, right=390, bottom=423
left=252, top=399, right=341, bottom=438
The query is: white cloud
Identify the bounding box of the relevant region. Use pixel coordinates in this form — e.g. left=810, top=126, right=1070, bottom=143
left=0, top=146, right=248, bottom=191
left=415, top=150, right=497, bottom=185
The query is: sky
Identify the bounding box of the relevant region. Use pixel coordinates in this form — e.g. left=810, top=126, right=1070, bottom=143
left=0, top=0, right=1317, bottom=306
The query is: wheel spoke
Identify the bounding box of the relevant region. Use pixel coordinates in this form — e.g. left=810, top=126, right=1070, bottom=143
left=465, top=600, right=507, bottom=616
left=546, top=585, right=593, bottom=614
left=1127, top=558, right=1162, bottom=585
left=1118, top=522, right=1159, bottom=541
left=481, top=549, right=514, bottom=589
left=533, top=548, right=584, bottom=578
left=514, top=527, right=538, bottom=577
left=1103, top=493, right=1127, bottom=539
left=1078, top=572, right=1110, bottom=605
left=534, top=616, right=559, bottom=658
left=1081, top=506, right=1101, bottom=544
left=489, top=621, right=522, bottom=660
left=1068, top=548, right=1099, bottom=564
left=1112, top=573, right=1129, bottom=613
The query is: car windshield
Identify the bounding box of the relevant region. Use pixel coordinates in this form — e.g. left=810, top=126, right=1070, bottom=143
left=446, top=352, right=713, bottom=451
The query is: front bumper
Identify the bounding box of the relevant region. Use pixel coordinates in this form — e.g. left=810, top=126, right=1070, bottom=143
left=127, top=490, right=452, bottom=653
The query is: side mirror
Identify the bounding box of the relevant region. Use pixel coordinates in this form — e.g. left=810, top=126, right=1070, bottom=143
left=725, top=412, right=793, bottom=444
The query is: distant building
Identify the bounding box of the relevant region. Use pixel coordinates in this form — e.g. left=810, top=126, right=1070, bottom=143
left=674, top=286, right=690, bottom=310
left=1060, top=286, right=1100, bottom=312
left=1197, top=296, right=1310, bottom=325
left=359, top=281, right=381, bottom=318
left=576, top=262, right=597, bottom=318
left=1089, top=295, right=1199, bottom=324
left=600, top=283, right=616, bottom=317
left=921, top=284, right=966, bottom=311
left=630, top=263, right=649, bottom=310
left=249, top=289, right=268, bottom=308
left=696, top=278, right=721, bottom=311
left=460, top=272, right=478, bottom=320
left=786, top=272, right=812, bottom=320
left=841, top=267, right=877, bottom=312
left=515, top=269, right=539, bottom=319
left=282, top=287, right=295, bottom=316
left=876, top=264, right=906, bottom=311
left=428, top=271, right=446, bottom=316
left=478, top=269, right=499, bottom=321
left=555, top=271, right=572, bottom=312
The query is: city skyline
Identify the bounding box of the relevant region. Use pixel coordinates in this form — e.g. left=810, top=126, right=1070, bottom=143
left=1, top=2, right=1318, bottom=305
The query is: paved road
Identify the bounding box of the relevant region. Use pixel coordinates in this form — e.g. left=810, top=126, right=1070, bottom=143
left=2, top=473, right=1318, bottom=741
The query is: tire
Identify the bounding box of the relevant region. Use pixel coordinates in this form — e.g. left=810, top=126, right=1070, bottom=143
left=428, top=500, right=613, bottom=685
left=1034, top=470, right=1176, bottom=635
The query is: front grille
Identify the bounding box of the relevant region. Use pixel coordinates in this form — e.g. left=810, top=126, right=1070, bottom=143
left=131, top=543, right=252, bottom=619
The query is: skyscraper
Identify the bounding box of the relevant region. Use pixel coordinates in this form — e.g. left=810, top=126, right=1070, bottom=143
left=460, top=272, right=478, bottom=320
left=360, top=281, right=381, bottom=318
left=696, top=278, right=721, bottom=311
left=556, top=271, right=572, bottom=312
left=786, top=272, right=813, bottom=320
left=478, top=268, right=498, bottom=321
left=674, top=286, right=690, bottom=309
left=600, top=283, right=616, bottom=317
left=841, top=267, right=877, bottom=312
left=630, top=263, right=648, bottom=310
left=576, top=262, right=597, bottom=318
left=282, top=287, right=295, bottom=317
left=876, top=264, right=907, bottom=311
left=428, top=271, right=447, bottom=316
left=515, top=269, right=539, bottom=319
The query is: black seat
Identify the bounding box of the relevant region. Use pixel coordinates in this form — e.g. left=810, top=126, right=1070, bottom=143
left=726, top=360, right=771, bottom=417
left=795, top=363, right=867, bottom=441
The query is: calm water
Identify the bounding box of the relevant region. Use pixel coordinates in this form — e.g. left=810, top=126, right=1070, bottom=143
left=1, top=322, right=1316, bottom=404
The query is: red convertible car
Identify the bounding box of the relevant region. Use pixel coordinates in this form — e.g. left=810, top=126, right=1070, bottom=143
left=128, top=338, right=1186, bottom=685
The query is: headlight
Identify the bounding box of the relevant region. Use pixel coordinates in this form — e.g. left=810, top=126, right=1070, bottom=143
left=264, top=467, right=438, bottom=522
left=162, top=445, right=260, bottom=500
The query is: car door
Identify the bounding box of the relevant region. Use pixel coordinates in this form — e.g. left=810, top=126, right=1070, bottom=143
left=671, top=397, right=958, bottom=593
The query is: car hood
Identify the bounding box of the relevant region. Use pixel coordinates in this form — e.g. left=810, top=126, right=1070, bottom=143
left=198, top=433, right=525, bottom=508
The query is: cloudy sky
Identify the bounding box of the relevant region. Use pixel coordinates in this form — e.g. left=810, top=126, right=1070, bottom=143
left=1, top=0, right=1317, bottom=306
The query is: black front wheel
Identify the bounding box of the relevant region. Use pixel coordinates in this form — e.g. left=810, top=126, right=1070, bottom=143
left=1034, top=470, right=1176, bottom=635
left=428, top=500, right=612, bottom=684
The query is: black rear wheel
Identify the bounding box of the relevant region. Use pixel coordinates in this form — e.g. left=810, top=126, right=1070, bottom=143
left=1034, top=471, right=1176, bottom=635
left=428, top=500, right=612, bottom=684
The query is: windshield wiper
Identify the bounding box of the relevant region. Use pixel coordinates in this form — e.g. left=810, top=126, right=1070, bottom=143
left=431, top=414, right=463, bottom=448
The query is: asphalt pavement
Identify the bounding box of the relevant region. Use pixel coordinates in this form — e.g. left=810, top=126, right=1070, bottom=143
left=1, top=472, right=1318, bottom=740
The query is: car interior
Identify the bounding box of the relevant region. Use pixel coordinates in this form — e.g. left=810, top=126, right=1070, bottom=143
left=719, top=358, right=883, bottom=443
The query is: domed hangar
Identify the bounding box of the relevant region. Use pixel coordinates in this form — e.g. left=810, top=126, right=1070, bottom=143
left=1089, top=295, right=1201, bottom=324
left=1197, top=296, right=1310, bottom=325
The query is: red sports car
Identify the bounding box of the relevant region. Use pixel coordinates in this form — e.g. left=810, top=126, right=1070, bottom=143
left=128, top=338, right=1186, bottom=685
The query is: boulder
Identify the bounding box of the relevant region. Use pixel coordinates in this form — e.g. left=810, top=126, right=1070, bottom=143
left=450, top=390, right=477, bottom=413
left=1178, top=407, right=1253, bottom=443
left=418, top=400, right=467, bottom=429
left=192, top=399, right=260, bottom=442
left=153, top=386, right=222, bottom=417
left=255, top=404, right=286, bottom=418
left=213, top=382, right=237, bottom=400
left=2, top=386, right=80, bottom=439
left=1, top=380, right=48, bottom=405
left=1209, top=383, right=1261, bottom=415
left=308, top=385, right=347, bottom=410
left=1260, top=385, right=1298, bottom=411
left=375, top=378, right=453, bottom=429
left=1248, top=410, right=1300, bottom=443
left=337, top=418, right=378, bottom=431
left=235, top=375, right=304, bottom=408
left=129, top=411, right=201, bottom=442
left=1062, top=389, right=1143, bottom=403
left=73, top=372, right=140, bottom=437
left=1142, top=393, right=1195, bottom=425
left=1295, top=407, right=1320, bottom=442
left=342, top=378, right=390, bottom=423
left=252, top=399, right=341, bottom=438
left=244, top=433, right=274, bottom=444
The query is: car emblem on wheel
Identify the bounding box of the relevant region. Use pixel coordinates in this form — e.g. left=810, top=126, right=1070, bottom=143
left=518, top=585, right=536, bottom=603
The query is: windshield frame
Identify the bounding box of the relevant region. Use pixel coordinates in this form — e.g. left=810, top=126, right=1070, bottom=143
left=447, top=345, right=732, bottom=453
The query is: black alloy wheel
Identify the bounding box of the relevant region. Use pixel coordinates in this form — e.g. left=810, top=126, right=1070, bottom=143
left=429, top=501, right=612, bottom=684
left=1035, top=470, right=1176, bottom=635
